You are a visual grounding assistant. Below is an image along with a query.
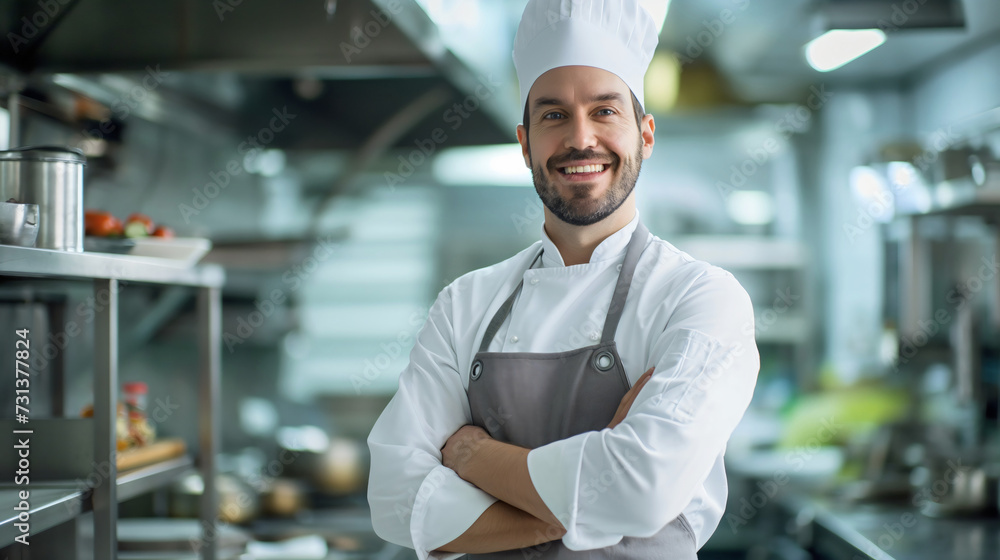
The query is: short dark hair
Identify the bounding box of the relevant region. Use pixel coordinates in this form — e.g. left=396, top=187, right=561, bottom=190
left=522, top=90, right=645, bottom=136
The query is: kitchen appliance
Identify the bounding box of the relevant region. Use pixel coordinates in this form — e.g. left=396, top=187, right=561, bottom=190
left=0, top=199, right=38, bottom=246
left=0, top=145, right=86, bottom=251
left=169, top=472, right=260, bottom=524
left=260, top=477, right=306, bottom=517
left=276, top=427, right=368, bottom=496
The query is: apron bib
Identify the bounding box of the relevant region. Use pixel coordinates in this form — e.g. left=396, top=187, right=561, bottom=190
left=467, top=221, right=698, bottom=559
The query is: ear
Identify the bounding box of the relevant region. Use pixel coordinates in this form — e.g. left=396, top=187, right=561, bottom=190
left=516, top=124, right=531, bottom=168
left=640, top=114, right=655, bottom=159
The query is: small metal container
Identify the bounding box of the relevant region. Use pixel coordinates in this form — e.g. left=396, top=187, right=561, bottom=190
left=0, top=146, right=86, bottom=251
left=0, top=200, right=39, bottom=247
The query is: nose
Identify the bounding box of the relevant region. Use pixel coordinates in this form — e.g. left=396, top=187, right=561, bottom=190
left=564, top=113, right=599, bottom=151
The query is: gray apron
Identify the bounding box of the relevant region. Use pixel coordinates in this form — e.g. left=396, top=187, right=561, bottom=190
left=467, top=221, right=698, bottom=559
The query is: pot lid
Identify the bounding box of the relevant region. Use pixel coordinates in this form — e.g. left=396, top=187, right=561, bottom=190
left=0, top=145, right=87, bottom=165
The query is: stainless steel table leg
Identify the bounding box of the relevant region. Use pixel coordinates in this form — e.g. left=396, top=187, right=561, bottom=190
left=198, top=287, right=220, bottom=560
left=93, top=278, right=118, bottom=559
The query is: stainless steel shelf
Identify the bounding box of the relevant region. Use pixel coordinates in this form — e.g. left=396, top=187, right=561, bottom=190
left=116, top=456, right=193, bottom=503
left=895, top=179, right=1000, bottom=218
left=0, top=455, right=194, bottom=548
left=673, top=236, right=807, bottom=269
left=0, top=486, right=84, bottom=548
left=0, top=245, right=224, bottom=287
left=755, top=313, right=813, bottom=343
left=0, top=244, right=221, bottom=559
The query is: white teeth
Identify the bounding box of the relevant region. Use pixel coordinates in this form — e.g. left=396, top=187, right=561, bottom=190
left=563, top=164, right=604, bottom=174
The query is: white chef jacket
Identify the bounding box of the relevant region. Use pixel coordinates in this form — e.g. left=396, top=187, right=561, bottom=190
left=367, top=210, right=759, bottom=559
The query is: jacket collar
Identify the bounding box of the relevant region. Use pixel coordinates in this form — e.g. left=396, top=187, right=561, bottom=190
left=539, top=210, right=640, bottom=268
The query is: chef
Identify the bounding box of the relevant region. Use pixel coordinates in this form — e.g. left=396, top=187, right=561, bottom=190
left=367, top=0, right=759, bottom=558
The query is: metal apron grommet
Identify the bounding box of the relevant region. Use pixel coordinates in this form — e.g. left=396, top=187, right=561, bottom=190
left=470, top=360, right=484, bottom=380
left=594, top=351, right=615, bottom=372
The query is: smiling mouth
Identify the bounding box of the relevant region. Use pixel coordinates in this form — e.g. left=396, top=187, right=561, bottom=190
left=558, top=164, right=610, bottom=175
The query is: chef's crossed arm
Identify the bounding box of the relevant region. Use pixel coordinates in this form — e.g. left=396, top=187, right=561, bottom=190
left=368, top=271, right=760, bottom=559
left=435, top=365, right=656, bottom=552
left=370, top=283, right=566, bottom=558
left=368, top=285, right=514, bottom=560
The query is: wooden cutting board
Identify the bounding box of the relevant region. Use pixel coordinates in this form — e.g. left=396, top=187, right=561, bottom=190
left=117, top=438, right=186, bottom=471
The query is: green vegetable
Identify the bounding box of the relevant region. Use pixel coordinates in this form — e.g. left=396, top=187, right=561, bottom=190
left=124, top=221, right=150, bottom=238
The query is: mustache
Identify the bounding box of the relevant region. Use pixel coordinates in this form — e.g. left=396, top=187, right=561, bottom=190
left=547, top=149, right=619, bottom=170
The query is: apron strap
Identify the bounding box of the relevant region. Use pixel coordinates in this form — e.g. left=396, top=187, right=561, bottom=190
left=478, top=249, right=543, bottom=353
left=477, top=220, right=650, bottom=353
left=600, top=221, right=650, bottom=344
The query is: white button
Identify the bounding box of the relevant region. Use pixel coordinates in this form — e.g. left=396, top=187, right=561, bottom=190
left=530, top=278, right=539, bottom=285
left=510, top=335, right=519, bottom=343
left=617, top=264, right=623, bottom=271
left=590, top=333, right=600, bottom=341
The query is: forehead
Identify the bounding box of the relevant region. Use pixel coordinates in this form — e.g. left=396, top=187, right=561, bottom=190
left=527, top=66, right=632, bottom=108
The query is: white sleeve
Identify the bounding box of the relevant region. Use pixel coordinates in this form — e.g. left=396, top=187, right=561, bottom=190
left=367, top=285, right=498, bottom=560
left=525, top=270, right=760, bottom=550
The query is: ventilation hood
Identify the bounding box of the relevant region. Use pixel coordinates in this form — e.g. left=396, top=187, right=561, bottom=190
left=0, top=0, right=520, bottom=149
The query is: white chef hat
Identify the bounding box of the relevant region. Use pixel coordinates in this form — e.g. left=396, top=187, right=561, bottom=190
left=513, top=0, right=659, bottom=117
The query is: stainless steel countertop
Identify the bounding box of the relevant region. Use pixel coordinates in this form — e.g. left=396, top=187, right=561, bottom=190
left=781, top=493, right=1000, bottom=560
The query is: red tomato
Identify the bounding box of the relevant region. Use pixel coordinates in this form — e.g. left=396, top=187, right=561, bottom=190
left=85, top=210, right=108, bottom=233
left=152, top=225, right=175, bottom=239
left=85, top=211, right=123, bottom=237
left=105, top=216, right=124, bottom=237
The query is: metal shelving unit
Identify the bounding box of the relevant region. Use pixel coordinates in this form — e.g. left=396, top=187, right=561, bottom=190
left=0, top=455, right=193, bottom=545
left=0, top=486, right=84, bottom=545
left=0, top=245, right=224, bottom=559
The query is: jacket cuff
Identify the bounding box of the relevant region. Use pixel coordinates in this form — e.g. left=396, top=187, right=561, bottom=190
left=410, top=465, right=499, bottom=560
left=526, top=433, right=622, bottom=551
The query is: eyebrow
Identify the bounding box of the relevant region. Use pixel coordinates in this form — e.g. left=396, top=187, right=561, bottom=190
left=531, top=92, right=627, bottom=115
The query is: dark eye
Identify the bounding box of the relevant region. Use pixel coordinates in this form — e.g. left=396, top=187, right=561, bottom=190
left=542, top=112, right=564, bottom=120
left=597, top=108, right=616, bottom=116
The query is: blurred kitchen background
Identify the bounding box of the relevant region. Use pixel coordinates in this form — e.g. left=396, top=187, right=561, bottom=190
left=1, top=0, right=999, bottom=558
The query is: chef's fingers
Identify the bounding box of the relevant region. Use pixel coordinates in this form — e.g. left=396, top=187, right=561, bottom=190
left=607, top=367, right=655, bottom=429
left=620, top=367, right=654, bottom=409
left=629, top=367, right=654, bottom=395
left=623, top=367, right=654, bottom=402
left=608, top=394, right=633, bottom=429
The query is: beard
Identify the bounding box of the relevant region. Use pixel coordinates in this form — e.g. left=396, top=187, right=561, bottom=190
left=530, top=141, right=643, bottom=227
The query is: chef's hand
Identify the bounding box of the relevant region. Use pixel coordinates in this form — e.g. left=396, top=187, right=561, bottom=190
left=607, top=366, right=654, bottom=429
left=442, top=425, right=491, bottom=477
